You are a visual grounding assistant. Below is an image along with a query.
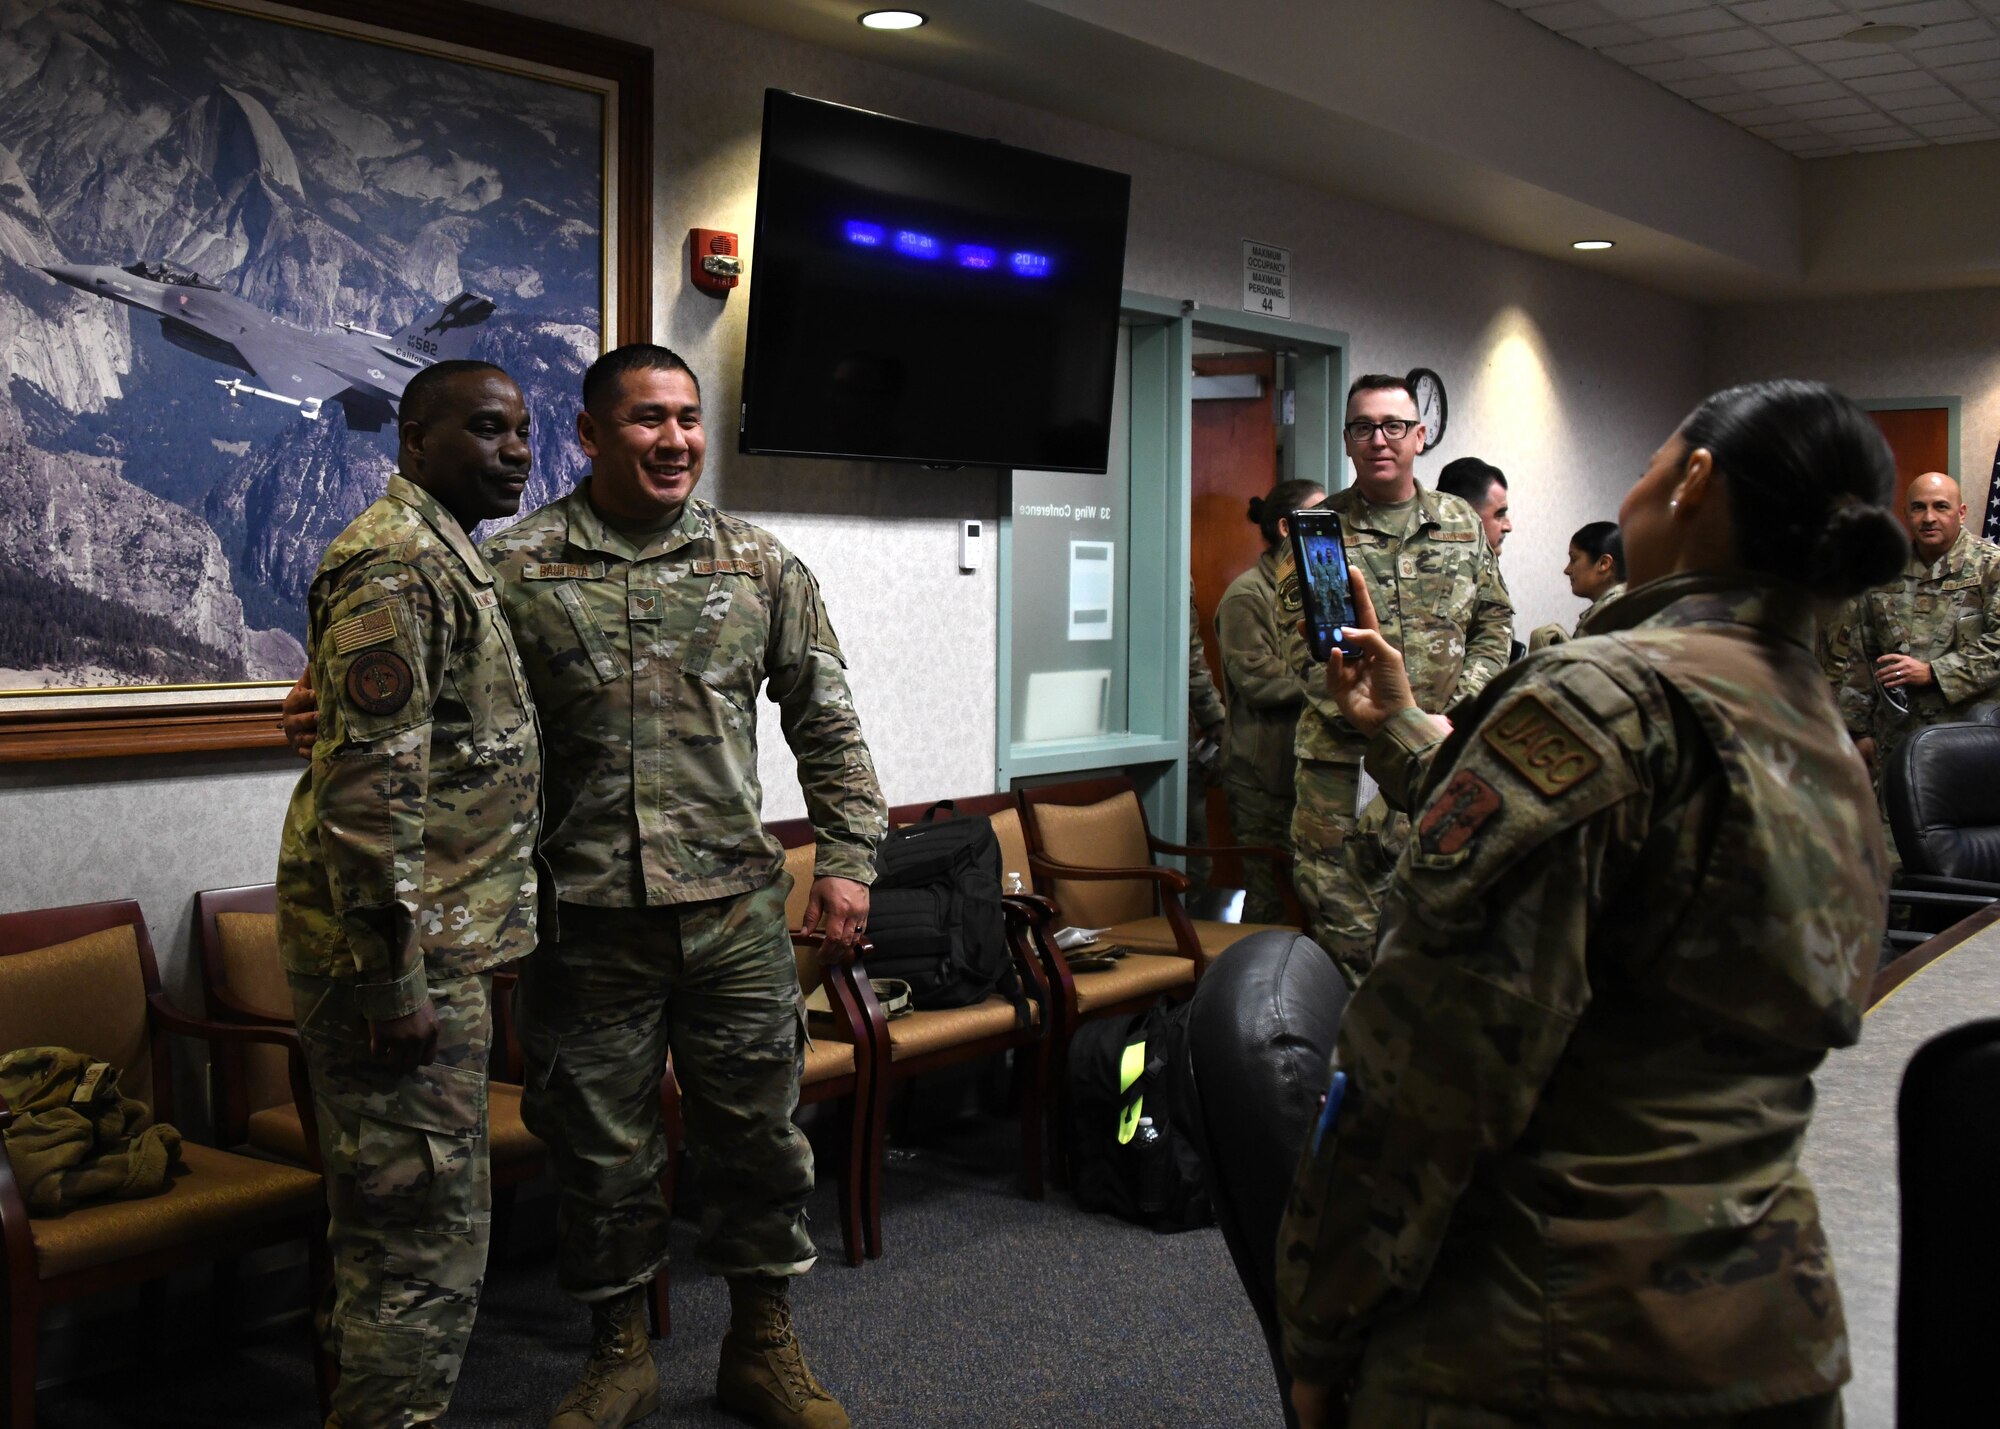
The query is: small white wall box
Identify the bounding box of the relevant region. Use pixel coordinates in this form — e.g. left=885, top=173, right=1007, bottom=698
left=960, top=519, right=984, bottom=571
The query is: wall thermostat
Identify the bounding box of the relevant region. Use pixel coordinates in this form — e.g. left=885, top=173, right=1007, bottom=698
left=959, top=519, right=984, bottom=572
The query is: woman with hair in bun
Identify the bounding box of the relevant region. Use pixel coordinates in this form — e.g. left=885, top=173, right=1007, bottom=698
left=1216, top=478, right=1326, bottom=923
left=1529, top=521, right=1629, bottom=653
left=1277, top=381, right=1907, bottom=1429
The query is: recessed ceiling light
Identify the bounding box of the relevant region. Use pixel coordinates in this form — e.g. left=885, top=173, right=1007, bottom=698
left=860, top=9, right=926, bottom=29
left=1572, top=239, right=1615, bottom=251
left=1840, top=22, right=1923, bottom=45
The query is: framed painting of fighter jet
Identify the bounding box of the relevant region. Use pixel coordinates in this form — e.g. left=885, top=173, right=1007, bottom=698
left=0, top=0, right=651, bottom=760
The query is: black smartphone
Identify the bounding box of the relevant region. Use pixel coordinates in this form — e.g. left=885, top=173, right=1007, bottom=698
left=1288, top=508, right=1359, bottom=663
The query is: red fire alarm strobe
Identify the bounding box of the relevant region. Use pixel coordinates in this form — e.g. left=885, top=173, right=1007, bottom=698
left=691, top=229, right=741, bottom=296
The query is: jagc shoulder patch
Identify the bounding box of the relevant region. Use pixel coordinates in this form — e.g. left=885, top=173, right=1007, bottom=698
left=1482, top=692, right=1603, bottom=797
left=327, top=607, right=396, bottom=656
left=1419, top=770, right=1502, bottom=856
left=346, top=649, right=414, bottom=716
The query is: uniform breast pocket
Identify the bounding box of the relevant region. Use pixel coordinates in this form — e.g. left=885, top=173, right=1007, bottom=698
left=552, top=581, right=627, bottom=687
left=689, top=578, right=767, bottom=709
left=450, top=609, right=531, bottom=751
left=1428, top=549, right=1481, bottom=624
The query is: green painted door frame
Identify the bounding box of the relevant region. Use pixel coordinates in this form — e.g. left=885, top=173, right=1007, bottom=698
left=998, top=293, right=1349, bottom=845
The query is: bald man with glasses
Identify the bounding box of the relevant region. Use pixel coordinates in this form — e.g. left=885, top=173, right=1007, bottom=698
left=1283, top=374, right=1513, bottom=984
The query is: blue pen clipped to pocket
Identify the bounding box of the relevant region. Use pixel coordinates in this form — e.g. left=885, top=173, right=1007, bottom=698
left=1313, top=1069, right=1348, bottom=1156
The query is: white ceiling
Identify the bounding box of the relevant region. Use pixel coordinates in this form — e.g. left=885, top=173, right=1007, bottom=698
left=1500, top=0, right=2000, bottom=156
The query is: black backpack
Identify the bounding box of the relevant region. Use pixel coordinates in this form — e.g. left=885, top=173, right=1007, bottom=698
left=867, top=804, right=1025, bottom=1017
left=1067, top=1000, right=1211, bottom=1232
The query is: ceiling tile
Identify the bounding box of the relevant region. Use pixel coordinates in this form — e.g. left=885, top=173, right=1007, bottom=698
left=1916, top=114, right=2000, bottom=132
left=1875, top=83, right=1967, bottom=104
left=1847, top=69, right=1955, bottom=92
left=1817, top=52, right=1921, bottom=75
left=1696, top=90, right=1781, bottom=112
left=1565, top=20, right=1654, bottom=45
left=1600, top=37, right=1688, bottom=62
left=1850, top=135, right=1929, bottom=148
left=1931, top=57, right=2000, bottom=78
left=1719, top=56, right=1824, bottom=81
left=1847, top=1, right=1980, bottom=25
left=1757, top=78, right=1854, bottom=101
left=1958, top=74, right=2000, bottom=95
left=1890, top=98, right=1982, bottom=117
left=1814, top=110, right=1910, bottom=130
left=1931, top=125, right=2000, bottom=138
left=1788, top=95, right=1878, bottom=115
left=1729, top=0, right=1844, bottom=23
left=1632, top=56, right=1720, bottom=79
left=1747, top=120, right=1822, bottom=136
left=1766, top=16, right=1869, bottom=44
left=1793, top=143, right=1858, bottom=155
left=1636, top=9, right=1748, bottom=35
left=1521, top=1, right=1617, bottom=28
left=1673, top=28, right=1780, bottom=55
left=1665, top=72, right=1752, bottom=96
left=1902, top=18, right=2000, bottom=43
left=1920, top=36, right=2000, bottom=59
left=1824, top=123, right=1928, bottom=141
left=1595, top=0, right=1714, bottom=16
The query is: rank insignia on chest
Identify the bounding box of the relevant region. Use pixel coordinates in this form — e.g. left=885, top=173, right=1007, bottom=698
left=1482, top=693, right=1602, bottom=797
left=1419, top=770, right=1501, bottom=856
left=473, top=588, right=498, bottom=609
left=629, top=591, right=661, bottom=620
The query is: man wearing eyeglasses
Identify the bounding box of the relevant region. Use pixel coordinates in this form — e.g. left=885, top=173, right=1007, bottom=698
left=1287, top=374, right=1512, bottom=983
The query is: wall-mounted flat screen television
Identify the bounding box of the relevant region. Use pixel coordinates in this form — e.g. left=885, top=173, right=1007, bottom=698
left=740, top=90, right=1132, bottom=473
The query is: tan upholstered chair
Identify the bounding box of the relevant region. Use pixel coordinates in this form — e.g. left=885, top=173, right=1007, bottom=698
left=0, top=900, right=328, bottom=1429
left=1019, top=776, right=1296, bottom=975
left=775, top=844, right=873, bottom=1267
left=774, top=812, right=1048, bottom=1260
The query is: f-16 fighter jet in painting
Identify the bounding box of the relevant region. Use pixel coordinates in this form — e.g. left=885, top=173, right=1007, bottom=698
left=41, top=260, right=496, bottom=430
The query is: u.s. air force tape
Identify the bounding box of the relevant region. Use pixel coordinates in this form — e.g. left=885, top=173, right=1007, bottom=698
left=346, top=649, right=414, bottom=715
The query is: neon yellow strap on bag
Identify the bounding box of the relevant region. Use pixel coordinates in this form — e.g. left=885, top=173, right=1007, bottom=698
left=1117, top=1039, right=1147, bottom=1144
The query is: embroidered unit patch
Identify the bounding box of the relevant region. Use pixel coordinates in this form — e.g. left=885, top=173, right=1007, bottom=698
left=1482, top=693, right=1602, bottom=797
left=1418, top=770, right=1502, bottom=856
left=346, top=649, right=414, bottom=716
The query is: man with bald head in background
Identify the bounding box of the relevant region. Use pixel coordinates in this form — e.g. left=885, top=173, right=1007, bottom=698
left=1842, top=470, right=2000, bottom=782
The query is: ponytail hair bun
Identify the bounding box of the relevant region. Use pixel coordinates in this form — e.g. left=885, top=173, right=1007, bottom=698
left=1678, top=380, right=1909, bottom=599
left=1253, top=478, right=1328, bottom=548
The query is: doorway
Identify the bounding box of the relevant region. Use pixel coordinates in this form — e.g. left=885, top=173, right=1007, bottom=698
left=1862, top=399, right=1960, bottom=513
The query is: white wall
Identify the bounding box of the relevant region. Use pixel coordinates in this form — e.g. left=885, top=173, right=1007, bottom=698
left=1706, top=288, right=2000, bottom=512
left=0, top=0, right=1703, bottom=1000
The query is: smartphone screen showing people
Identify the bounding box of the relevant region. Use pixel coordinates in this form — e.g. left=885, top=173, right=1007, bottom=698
left=1289, top=509, right=1358, bottom=662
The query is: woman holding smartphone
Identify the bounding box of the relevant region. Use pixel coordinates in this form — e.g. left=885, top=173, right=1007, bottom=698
left=1276, top=380, right=1906, bottom=1429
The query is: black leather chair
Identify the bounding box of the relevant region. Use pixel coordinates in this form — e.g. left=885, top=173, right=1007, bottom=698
left=1898, top=1017, right=2000, bottom=1426
left=1883, top=722, right=2000, bottom=952
left=1171, top=930, right=1349, bottom=1429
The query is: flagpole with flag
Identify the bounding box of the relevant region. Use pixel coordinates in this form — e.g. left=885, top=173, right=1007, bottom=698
left=1983, top=432, right=2000, bottom=546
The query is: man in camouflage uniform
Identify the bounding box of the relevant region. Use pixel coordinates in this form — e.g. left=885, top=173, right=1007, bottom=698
left=1841, top=470, right=2000, bottom=779
left=1278, top=559, right=1887, bottom=1427
left=484, top=344, right=885, bottom=1429
left=1288, top=375, right=1511, bottom=982
left=277, top=361, right=542, bottom=1429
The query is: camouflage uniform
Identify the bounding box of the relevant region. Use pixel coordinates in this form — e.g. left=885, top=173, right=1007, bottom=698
left=1529, top=582, right=1628, bottom=654
left=1814, top=593, right=1860, bottom=694
left=276, top=474, right=541, bottom=1429
left=1277, top=571, right=1885, bottom=1423
left=1186, top=591, right=1228, bottom=892
left=1839, top=526, right=2000, bottom=762
left=481, top=487, right=886, bottom=1301
left=1216, top=550, right=1306, bottom=923
left=1286, top=487, right=1512, bottom=979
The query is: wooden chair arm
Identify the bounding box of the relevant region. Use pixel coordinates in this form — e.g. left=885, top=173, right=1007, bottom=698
left=205, top=984, right=291, bottom=1027
left=147, top=993, right=323, bottom=1171
left=1148, top=836, right=1291, bottom=871
left=1029, top=853, right=1190, bottom=894
left=1002, top=893, right=1059, bottom=927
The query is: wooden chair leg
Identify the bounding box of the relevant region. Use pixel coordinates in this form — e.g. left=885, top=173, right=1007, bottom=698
left=646, top=1270, right=670, bottom=1341
left=1018, top=1044, right=1047, bottom=1202
left=864, top=1067, right=891, bottom=1260
left=838, top=1090, right=864, bottom=1268
left=4, top=1290, right=36, bottom=1429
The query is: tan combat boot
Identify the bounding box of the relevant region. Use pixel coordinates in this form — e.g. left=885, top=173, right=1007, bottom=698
left=715, top=1276, right=849, bottom=1429
left=549, top=1286, right=659, bottom=1429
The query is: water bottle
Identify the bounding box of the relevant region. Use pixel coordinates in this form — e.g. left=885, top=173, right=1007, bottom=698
left=1004, top=871, right=1026, bottom=896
